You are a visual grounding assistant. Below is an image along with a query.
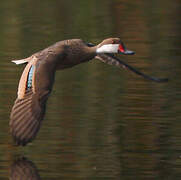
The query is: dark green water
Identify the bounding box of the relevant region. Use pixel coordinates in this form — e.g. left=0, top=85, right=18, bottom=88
left=0, top=0, right=181, bottom=179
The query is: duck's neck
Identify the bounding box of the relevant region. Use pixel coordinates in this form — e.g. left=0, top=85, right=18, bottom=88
left=86, top=46, right=97, bottom=57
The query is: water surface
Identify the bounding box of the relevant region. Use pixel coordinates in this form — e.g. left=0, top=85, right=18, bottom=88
left=0, top=0, right=181, bottom=179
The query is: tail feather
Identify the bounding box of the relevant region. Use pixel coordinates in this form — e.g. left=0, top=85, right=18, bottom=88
left=12, top=59, right=28, bottom=65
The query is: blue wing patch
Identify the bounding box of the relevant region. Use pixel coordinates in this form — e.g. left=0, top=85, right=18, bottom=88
left=27, top=65, right=35, bottom=89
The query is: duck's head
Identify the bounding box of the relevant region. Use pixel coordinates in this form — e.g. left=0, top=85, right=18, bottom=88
left=95, top=38, right=135, bottom=55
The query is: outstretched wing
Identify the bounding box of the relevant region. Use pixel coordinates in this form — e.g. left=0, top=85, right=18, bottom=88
left=10, top=55, right=56, bottom=146
left=96, top=54, right=168, bottom=83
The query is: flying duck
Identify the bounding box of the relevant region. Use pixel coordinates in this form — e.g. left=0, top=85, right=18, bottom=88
left=10, top=38, right=168, bottom=146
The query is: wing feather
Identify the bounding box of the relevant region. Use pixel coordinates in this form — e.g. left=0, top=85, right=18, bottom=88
left=10, top=56, right=55, bottom=146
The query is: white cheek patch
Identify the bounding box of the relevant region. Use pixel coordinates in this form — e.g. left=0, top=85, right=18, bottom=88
left=96, top=44, right=119, bottom=54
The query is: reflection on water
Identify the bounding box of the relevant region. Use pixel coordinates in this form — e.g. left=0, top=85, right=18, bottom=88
left=0, top=0, right=181, bottom=179
left=10, top=157, right=41, bottom=180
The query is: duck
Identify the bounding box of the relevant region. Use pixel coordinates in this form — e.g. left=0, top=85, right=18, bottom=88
left=10, top=38, right=167, bottom=146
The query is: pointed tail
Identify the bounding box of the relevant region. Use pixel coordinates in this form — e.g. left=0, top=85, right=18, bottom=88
left=12, top=59, right=28, bottom=65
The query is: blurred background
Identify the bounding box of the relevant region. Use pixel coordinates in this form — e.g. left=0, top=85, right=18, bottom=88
left=0, top=0, right=181, bottom=179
